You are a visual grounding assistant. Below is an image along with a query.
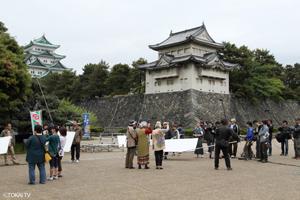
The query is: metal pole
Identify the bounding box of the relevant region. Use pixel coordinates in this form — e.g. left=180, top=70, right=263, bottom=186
left=35, top=77, right=53, bottom=122
left=219, top=99, right=227, bottom=119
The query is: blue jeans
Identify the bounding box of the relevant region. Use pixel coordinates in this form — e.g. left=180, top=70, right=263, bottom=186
left=281, top=139, right=289, bottom=155
left=268, top=138, right=272, bottom=156
left=28, top=162, right=46, bottom=184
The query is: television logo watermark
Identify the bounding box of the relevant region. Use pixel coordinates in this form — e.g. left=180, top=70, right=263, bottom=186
left=3, top=193, right=31, bottom=199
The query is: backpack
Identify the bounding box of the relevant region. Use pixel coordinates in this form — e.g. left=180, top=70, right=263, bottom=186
left=275, top=133, right=284, bottom=143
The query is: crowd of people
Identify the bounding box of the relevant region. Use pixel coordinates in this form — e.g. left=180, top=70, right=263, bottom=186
left=25, top=124, right=69, bottom=184
left=1, top=117, right=299, bottom=184
left=124, top=117, right=300, bottom=170
left=0, top=121, right=83, bottom=185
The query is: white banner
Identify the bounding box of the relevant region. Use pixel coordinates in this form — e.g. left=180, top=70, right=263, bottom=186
left=117, top=135, right=127, bottom=148
left=0, top=136, right=12, bottom=154
left=165, top=138, right=198, bottom=152
left=63, top=132, right=76, bottom=152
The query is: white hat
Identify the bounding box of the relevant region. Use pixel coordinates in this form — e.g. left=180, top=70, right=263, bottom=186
left=139, top=121, right=148, bottom=128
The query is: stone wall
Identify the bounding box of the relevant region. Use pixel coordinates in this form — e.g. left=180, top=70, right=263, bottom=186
left=80, top=90, right=300, bottom=129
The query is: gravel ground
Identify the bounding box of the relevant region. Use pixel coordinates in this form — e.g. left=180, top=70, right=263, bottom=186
left=0, top=140, right=299, bottom=200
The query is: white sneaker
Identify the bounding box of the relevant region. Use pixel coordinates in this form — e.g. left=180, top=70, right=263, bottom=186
left=47, top=177, right=53, bottom=181
left=53, top=176, right=58, bottom=180
left=76, top=160, right=80, bottom=163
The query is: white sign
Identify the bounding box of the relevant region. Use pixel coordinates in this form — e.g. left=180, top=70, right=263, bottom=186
left=117, top=135, right=127, bottom=148
left=63, top=132, right=76, bottom=152
left=165, top=138, right=198, bottom=152
left=0, top=136, right=11, bottom=154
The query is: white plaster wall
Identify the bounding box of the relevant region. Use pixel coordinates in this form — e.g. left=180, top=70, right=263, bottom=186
left=190, top=44, right=216, bottom=56
left=38, top=56, right=57, bottom=65
left=28, top=67, right=48, bottom=76
left=158, top=44, right=192, bottom=57
left=145, top=63, right=229, bottom=94
left=32, top=45, right=55, bottom=53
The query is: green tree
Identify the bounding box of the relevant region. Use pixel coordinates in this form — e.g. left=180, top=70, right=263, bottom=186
left=106, top=63, right=131, bottom=95
left=220, top=42, right=285, bottom=102
left=281, top=63, right=300, bottom=101
left=40, top=70, right=79, bottom=102
left=79, top=60, right=109, bottom=99
left=53, top=99, right=98, bottom=125
left=0, top=21, right=31, bottom=123
left=130, top=58, right=147, bottom=94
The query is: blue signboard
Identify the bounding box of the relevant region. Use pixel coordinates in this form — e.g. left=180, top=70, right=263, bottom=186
left=82, top=113, right=90, bottom=138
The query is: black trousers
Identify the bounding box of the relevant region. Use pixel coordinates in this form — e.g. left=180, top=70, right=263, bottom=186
left=71, top=143, right=80, bottom=161
left=256, top=140, right=260, bottom=158
left=155, top=150, right=164, bottom=166
left=228, top=143, right=238, bottom=157
left=260, top=142, right=268, bottom=161
left=215, top=144, right=231, bottom=168
left=57, top=156, right=63, bottom=172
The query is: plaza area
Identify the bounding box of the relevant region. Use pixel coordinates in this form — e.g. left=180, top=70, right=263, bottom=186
left=0, top=140, right=299, bottom=200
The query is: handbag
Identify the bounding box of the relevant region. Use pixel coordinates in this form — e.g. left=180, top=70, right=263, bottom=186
left=36, top=135, right=52, bottom=162
left=44, top=152, right=52, bottom=162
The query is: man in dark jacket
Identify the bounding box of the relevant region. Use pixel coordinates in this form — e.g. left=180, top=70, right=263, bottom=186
left=278, top=120, right=292, bottom=156
left=293, top=118, right=300, bottom=159
left=214, top=119, right=237, bottom=170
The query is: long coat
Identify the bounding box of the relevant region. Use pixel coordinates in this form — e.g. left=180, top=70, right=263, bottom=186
left=137, top=128, right=149, bottom=157
left=25, top=135, right=47, bottom=164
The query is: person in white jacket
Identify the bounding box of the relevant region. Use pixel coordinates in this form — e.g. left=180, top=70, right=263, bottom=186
left=152, top=121, right=169, bottom=169
left=258, top=120, right=269, bottom=163
left=58, top=127, right=67, bottom=177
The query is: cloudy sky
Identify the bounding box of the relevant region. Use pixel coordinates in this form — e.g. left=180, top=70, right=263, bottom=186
left=1, top=0, right=300, bottom=74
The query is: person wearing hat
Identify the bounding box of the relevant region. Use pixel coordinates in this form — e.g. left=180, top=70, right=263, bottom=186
left=229, top=118, right=240, bottom=158
left=125, top=120, right=138, bottom=169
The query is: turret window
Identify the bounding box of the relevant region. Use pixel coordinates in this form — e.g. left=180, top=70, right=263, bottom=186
left=154, top=81, right=161, bottom=86
left=167, top=79, right=174, bottom=85
left=184, top=48, right=190, bottom=53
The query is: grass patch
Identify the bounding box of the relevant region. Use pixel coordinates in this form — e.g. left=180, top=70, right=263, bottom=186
left=14, top=143, right=26, bottom=154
